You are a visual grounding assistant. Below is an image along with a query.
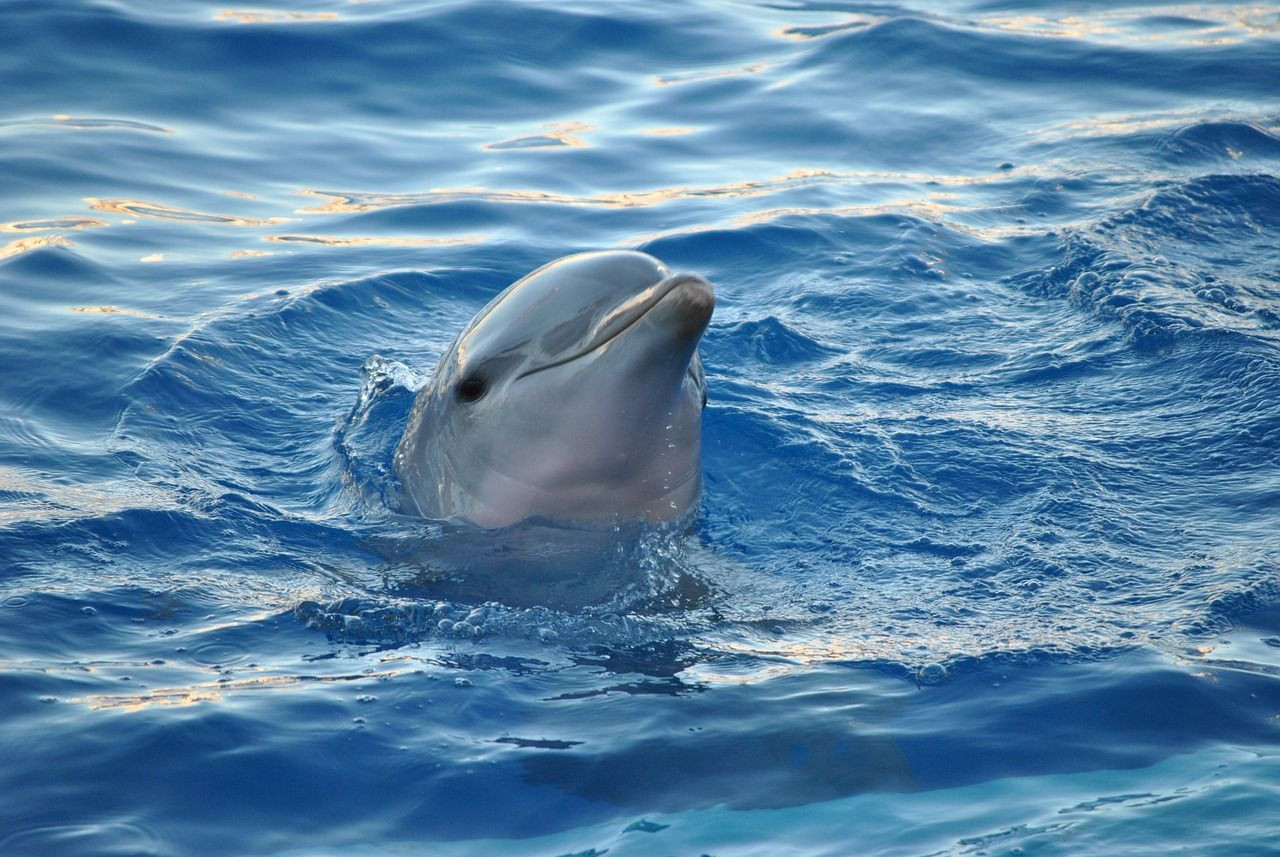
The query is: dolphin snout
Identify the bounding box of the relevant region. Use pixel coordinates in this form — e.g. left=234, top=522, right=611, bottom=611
left=657, top=273, right=715, bottom=335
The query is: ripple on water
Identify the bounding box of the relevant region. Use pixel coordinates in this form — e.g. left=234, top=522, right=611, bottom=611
left=0, top=822, right=168, bottom=857
left=187, top=641, right=249, bottom=668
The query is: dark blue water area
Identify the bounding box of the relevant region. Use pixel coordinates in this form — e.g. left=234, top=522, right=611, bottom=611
left=3, top=0, right=1280, bottom=854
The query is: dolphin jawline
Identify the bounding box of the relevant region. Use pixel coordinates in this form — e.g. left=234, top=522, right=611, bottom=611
left=514, top=272, right=711, bottom=381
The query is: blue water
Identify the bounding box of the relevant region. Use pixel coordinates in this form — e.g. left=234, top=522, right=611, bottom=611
left=3, top=0, right=1280, bottom=853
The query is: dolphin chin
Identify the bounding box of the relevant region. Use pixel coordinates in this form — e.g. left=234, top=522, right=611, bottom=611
left=393, top=250, right=714, bottom=529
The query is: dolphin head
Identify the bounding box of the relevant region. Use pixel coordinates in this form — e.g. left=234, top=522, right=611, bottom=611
left=394, top=250, right=714, bottom=529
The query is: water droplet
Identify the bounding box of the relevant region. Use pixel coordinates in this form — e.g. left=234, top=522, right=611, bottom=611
left=454, top=677, right=473, bottom=688
left=80, top=606, right=97, bottom=616
left=917, top=663, right=948, bottom=685
left=356, top=695, right=377, bottom=704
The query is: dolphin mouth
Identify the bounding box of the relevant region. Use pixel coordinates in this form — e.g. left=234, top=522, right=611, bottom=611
left=516, top=273, right=713, bottom=380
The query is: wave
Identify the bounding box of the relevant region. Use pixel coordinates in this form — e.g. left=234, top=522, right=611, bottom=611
left=1020, top=173, right=1280, bottom=345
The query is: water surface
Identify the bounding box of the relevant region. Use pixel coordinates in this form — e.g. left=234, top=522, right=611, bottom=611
left=2, top=1, right=1279, bottom=854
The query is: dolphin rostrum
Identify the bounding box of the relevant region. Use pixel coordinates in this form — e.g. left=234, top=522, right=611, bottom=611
left=394, top=250, right=714, bottom=529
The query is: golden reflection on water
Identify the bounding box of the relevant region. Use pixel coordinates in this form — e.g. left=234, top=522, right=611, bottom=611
left=638, top=127, right=698, bottom=136
left=87, top=198, right=289, bottom=226
left=1031, top=109, right=1275, bottom=143
left=0, top=235, right=71, bottom=260
left=298, top=169, right=990, bottom=214
left=59, top=160, right=1062, bottom=261
left=485, top=121, right=594, bottom=150
left=263, top=234, right=486, bottom=247
left=215, top=9, right=339, bottom=23
left=768, top=3, right=1278, bottom=46
left=982, top=4, right=1280, bottom=45
left=296, top=167, right=1046, bottom=247
left=71, top=305, right=161, bottom=318
left=1033, top=111, right=1199, bottom=141
left=0, top=217, right=105, bottom=233
left=985, top=14, right=1120, bottom=40
left=627, top=197, right=1050, bottom=246
left=80, top=669, right=399, bottom=712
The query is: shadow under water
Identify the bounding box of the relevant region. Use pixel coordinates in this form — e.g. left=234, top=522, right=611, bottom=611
left=367, top=520, right=714, bottom=613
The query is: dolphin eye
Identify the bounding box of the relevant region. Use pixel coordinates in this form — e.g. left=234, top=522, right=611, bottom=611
left=456, top=375, right=487, bottom=403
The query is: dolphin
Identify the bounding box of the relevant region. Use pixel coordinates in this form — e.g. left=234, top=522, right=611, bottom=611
left=393, top=250, right=714, bottom=529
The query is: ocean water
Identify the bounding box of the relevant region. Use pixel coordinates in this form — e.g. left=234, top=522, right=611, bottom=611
left=3, top=0, right=1280, bottom=853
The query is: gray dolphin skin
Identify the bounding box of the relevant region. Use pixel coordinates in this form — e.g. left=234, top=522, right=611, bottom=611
left=394, top=250, right=714, bottom=529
